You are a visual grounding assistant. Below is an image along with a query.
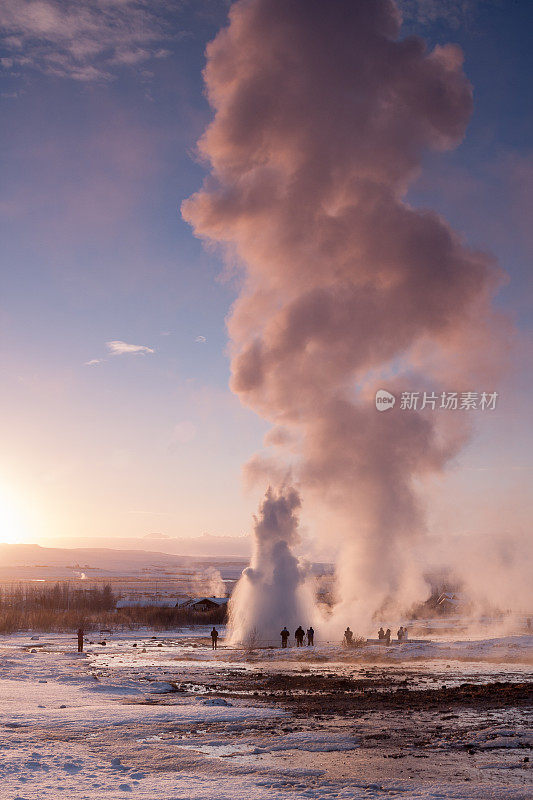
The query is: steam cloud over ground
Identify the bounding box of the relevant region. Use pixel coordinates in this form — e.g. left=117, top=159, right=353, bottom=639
left=183, top=0, right=521, bottom=636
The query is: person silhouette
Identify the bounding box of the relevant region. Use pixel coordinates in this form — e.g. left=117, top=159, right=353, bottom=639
left=306, top=627, right=314, bottom=646
left=210, top=627, right=219, bottom=650
left=280, top=627, right=290, bottom=648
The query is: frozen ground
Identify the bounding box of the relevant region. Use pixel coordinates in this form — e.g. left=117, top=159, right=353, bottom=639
left=0, top=629, right=531, bottom=799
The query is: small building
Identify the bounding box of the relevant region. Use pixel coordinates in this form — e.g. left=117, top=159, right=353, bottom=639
left=116, top=596, right=229, bottom=612
left=436, top=592, right=466, bottom=613
left=184, top=596, right=228, bottom=612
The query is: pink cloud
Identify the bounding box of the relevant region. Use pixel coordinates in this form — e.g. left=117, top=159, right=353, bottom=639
left=183, top=0, right=513, bottom=624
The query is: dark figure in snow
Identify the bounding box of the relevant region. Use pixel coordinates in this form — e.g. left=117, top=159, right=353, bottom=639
left=344, top=627, right=353, bottom=646
left=295, top=626, right=305, bottom=646
left=384, top=628, right=391, bottom=645
left=306, top=627, right=314, bottom=646
left=397, top=626, right=404, bottom=642
left=280, top=627, right=290, bottom=648
left=210, top=627, right=219, bottom=650
left=402, top=627, right=408, bottom=641
left=378, top=627, right=385, bottom=640
left=77, top=628, right=84, bottom=653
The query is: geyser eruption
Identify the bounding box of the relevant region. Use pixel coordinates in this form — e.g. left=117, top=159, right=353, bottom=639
left=183, top=0, right=511, bottom=632
left=228, top=486, right=314, bottom=644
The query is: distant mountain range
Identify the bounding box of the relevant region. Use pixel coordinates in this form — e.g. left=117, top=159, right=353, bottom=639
left=0, top=541, right=250, bottom=580
left=47, top=533, right=252, bottom=558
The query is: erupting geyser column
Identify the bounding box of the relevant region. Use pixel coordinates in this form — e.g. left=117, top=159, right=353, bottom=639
left=183, top=0, right=510, bottom=634
left=227, top=486, right=314, bottom=645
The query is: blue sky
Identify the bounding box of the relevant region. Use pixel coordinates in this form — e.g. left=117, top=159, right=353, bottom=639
left=0, top=0, right=531, bottom=548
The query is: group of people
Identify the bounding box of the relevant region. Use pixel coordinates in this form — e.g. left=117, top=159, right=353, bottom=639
left=280, top=626, right=314, bottom=647
left=77, top=623, right=411, bottom=653
left=377, top=626, right=409, bottom=644
left=77, top=621, right=413, bottom=654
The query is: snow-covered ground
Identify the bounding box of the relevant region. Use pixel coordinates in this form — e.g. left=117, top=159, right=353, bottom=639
left=0, top=629, right=531, bottom=799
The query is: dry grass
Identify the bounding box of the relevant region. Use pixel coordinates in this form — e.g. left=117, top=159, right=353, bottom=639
left=0, top=605, right=227, bottom=634
left=0, top=582, right=227, bottom=633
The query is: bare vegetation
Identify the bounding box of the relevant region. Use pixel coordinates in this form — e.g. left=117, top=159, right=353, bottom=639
left=0, top=582, right=227, bottom=633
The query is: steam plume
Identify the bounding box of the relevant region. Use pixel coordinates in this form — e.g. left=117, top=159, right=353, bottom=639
left=227, top=486, right=313, bottom=644
left=183, top=0, right=511, bottom=632
left=189, top=567, right=226, bottom=598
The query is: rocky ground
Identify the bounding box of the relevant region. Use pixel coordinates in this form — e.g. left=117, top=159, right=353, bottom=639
left=0, top=629, right=531, bottom=799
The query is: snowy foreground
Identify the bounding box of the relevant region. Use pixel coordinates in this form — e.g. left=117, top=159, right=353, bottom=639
left=0, top=629, right=531, bottom=799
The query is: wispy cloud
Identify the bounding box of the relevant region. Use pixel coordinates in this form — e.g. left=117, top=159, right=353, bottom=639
left=195, top=335, right=207, bottom=343
left=106, top=340, right=154, bottom=356
left=0, top=0, right=180, bottom=81
left=84, top=358, right=102, bottom=366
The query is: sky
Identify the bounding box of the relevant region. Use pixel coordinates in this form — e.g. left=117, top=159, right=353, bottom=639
left=0, top=0, right=531, bottom=553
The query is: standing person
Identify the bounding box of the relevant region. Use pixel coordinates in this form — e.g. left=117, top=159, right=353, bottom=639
left=402, top=626, right=408, bottom=641
left=378, top=627, right=385, bottom=640
left=344, top=627, right=353, bottom=646
left=384, top=628, right=391, bottom=645
left=210, top=627, right=219, bottom=650
left=295, top=626, right=305, bottom=646
left=397, top=626, right=404, bottom=642
left=77, top=627, right=84, bottom=653
left=306, top=627, right=314, bottom=646
left=280, top=627, right=290, bottom=648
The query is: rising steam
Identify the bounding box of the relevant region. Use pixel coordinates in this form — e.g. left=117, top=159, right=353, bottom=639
left=189, top=566, right=226, bottom=599
left=183, top=0, right=514, bottom=636
left=227, top=486, right=314, bottom=644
